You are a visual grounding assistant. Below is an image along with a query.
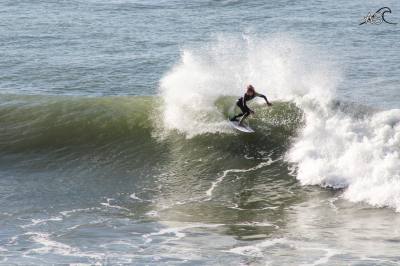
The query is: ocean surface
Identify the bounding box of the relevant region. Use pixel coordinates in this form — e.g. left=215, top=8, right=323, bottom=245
left=1, top=0, right=400, bottom=265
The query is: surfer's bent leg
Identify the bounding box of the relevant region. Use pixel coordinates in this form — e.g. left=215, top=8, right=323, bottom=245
left=231, top=101, right=248, bottom=121
left=237, top=103, right=251, bottom=125
left=238, top=110, right=250, bottom=125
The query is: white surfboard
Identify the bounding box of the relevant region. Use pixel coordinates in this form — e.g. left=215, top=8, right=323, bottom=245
left=229, top=120, right=255, bottom=133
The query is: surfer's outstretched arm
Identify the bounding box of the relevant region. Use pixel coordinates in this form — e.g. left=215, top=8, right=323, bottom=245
left=256, top=93, right=272, bottom=106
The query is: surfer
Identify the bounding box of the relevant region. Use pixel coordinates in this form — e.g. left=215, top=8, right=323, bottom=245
left=230, top=85, right=272, bottom=126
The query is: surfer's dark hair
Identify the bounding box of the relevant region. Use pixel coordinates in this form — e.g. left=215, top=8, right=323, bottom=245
left=247, top=85, right=255, bottom=93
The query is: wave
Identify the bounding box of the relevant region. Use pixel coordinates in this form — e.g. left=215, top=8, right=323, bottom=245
left=2, top=34, right=400, bottom=211
left=158, top=34, right=400, bottom=211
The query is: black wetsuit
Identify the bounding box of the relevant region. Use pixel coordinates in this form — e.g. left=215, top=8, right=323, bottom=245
left=231, top=92, right=268, bottom=121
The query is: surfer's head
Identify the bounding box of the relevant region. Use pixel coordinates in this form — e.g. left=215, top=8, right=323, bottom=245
left=246, top=85, right=255, bottom=95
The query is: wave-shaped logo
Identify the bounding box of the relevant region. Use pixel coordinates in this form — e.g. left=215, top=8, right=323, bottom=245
left=360, top=7, right=397, bottom=25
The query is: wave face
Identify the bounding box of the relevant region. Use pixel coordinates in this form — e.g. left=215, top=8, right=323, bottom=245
left=0, top=95, right=156, bottom=152
left=0, top=94, right=301, bottom=151
left=159, top=35, right=400, bottom=211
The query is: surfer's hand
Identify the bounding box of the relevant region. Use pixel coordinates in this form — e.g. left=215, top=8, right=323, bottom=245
left=267, top=102, right=272, bottom=107
left=250, top=110, right=255, bottom=114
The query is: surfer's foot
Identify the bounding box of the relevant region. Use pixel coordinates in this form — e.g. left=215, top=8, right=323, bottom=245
left=230, top=117, right=238, bottom=122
